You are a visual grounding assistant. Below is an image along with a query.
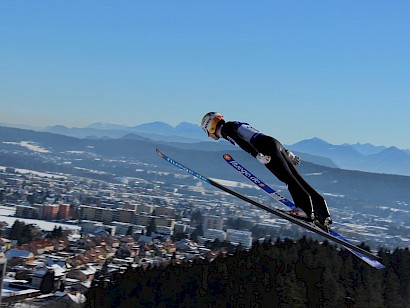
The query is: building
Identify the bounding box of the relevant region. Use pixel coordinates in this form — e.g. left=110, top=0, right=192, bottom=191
left=66, top=265, right=97, bottom=282
left=174, top=223, right=188, bottom=234
left=80, top=221, right=116, bottom=236
left=43, top=204, right=60, bottom=220
left=155, top=226, right=173, bottom=235
left=226, top=229, right=253, bottom=249
left=155, top=206, right=174, bottom=217
left=202, top=229, right=226, bottom=242
left=153, top=216, right=176, bottom=229
left=203, top=215, right=224, bottom=233
left=57, top=204, right=70, bottom=220
left=116, top=209, right=134, bottom=224
left=136, top=204, right=154, bottom=215
left=79, top=205, right=96, bottom=221
left=79, top=205, right=115, bottom=224
left=134, top=213, right=151, bottom=226
left=15, top=205, right=40, bottom=219
left=5, top=249, right=35, bottom=264
left=94, top=207, right=114, bottom=224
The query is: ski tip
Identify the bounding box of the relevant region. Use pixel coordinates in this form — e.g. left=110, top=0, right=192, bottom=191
left=156, top=149, right=165, bottom=158
left=223, top=154, right=233, bottom=161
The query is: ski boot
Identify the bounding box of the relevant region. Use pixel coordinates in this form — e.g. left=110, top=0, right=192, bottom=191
left=314, top=216, right=333, bottom=232
left=280, top=208, right=312, bottom=223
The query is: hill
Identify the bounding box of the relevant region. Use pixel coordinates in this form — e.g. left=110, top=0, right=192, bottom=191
left=41, top=121, right=410, bottom=176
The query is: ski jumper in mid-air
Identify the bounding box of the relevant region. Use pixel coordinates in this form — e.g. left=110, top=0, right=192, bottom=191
left=201, top=112, right=332, bottom=227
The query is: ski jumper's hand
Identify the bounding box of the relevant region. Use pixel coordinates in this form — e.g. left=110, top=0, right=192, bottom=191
left=286, top=150, right=300, bottom=165
left=256, top=153, right=271, bottom=164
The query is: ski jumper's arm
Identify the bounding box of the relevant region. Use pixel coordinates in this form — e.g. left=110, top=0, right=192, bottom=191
left=220, top=121, right=259, bottom=157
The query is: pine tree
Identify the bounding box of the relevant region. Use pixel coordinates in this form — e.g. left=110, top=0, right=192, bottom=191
left=9, top=220, right=25, bottom=241
left=85, top=237, right=410, bottom=307
left=40, top=270, right=55, bottom=294
left=126, top=225, right=133, bottom=236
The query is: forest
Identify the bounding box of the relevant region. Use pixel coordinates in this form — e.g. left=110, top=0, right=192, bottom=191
left=85, top=237, right=410, bottom=308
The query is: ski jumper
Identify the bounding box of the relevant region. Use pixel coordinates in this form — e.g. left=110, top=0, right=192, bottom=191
left=220, top=121, right=330, bottom=222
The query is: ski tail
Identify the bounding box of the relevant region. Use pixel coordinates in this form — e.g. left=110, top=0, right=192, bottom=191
left=156, top=149, right=211, bottom=184
left=222, top=153, right=385, bottom=269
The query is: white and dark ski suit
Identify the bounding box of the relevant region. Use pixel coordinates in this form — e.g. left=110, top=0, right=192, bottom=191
left=220, top=121, right=331, bottom=223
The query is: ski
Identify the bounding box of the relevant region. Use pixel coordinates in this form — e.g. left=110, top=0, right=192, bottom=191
left=223, top=153, right=385, bottom=269
left=156, top=149, right=384, bottom=266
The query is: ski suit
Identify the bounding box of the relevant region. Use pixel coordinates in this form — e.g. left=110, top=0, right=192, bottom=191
left=220, top=121, right=330, bottom=223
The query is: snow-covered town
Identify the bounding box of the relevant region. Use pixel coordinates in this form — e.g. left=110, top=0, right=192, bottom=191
left=0, top=164, right=267, bottom=306
left=2, top=128, right=410, bottom=307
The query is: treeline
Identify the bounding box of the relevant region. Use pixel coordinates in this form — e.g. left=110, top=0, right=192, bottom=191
left=85, top=237, right=410, bottom=307
left=7, top=220, right=64, bottom=245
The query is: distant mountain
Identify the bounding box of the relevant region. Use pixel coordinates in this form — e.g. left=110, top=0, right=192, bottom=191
left=348, top=143, right=387, bottom=155
left=37, top=122, right=410, bottom=176
left=131, top=121, right=206, bottom=141
left=288, top=138, right=410, bottom=176
left=86, top=122, right=129, bottom=130
left=288, top=138, right=364, bottom=170
left=292, top=151, right=337, bottom=169
left=45, top=121, right=208, bottom=142
left=44, top=125, right=131, bottom=139
left=175, top=122, right=206, bottom=140
left=366, top=146, right=410, bottom=175
left=0, top=122, right=43, bottom=131
left=119, top=134, right=151, bottom=141
left=132, top=121, right=174, bottom=134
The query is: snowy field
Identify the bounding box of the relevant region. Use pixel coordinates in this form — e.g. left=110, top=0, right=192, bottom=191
left=2, top=141, right=49, bottom=153
left=0, top=206, right=80, bottom=231
left=0, top=166, right=67, bottom=179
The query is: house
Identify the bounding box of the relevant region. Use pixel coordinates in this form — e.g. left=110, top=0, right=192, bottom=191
left=66, top=265, right=97, bottom=282
left=5, top=249, right=35, bottom=264
left=13, top=291, right=86, bottom=306
left=31, top=268, right=49, bottom=289
left=17, top=238, right=63, bottom=255
left=1, top=278, right=41, bottom=304
left=0, top=238, right=12, bottom=252
left=136, top=235, right=153, bottom=245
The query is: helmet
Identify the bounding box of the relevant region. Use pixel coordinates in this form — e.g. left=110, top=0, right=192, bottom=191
left=201, top=112, right=225, bottom=135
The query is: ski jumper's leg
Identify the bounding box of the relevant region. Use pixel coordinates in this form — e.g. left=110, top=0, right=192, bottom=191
left=278, top=148, right=331, bottom=221
left=253, top=136, right=315, bottom=219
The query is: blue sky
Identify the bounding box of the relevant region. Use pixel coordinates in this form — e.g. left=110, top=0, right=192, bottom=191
left=1, top=1, right=409, bottom=148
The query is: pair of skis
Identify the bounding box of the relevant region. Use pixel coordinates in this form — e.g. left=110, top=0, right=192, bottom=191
left=156, top=149, right=384, bottom=269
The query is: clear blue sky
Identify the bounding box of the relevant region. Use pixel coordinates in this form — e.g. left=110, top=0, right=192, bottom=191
left=1, top=1, right=409, bottom=148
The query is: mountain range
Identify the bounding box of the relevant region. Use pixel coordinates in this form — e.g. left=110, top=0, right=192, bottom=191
left=1, top=124, right=410, bottom=228
left=43, top=121, right=209, bottom=143
left=39, top=121, right=410, bottom=176
left=1, top=124, right=409, bottom=249
left=1, top=121, right=410, bottom=176
left=287, top=138, right=410, bottom=176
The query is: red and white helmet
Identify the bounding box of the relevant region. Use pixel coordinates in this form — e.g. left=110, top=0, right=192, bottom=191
left=201, top=112, right=225, bottom=135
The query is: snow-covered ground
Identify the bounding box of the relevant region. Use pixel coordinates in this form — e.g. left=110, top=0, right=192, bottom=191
left=0, top=166, right=66, bottom=179
left=0, top=206, right=80, bottom=231
left=2, top=141, right=49, bottom=153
